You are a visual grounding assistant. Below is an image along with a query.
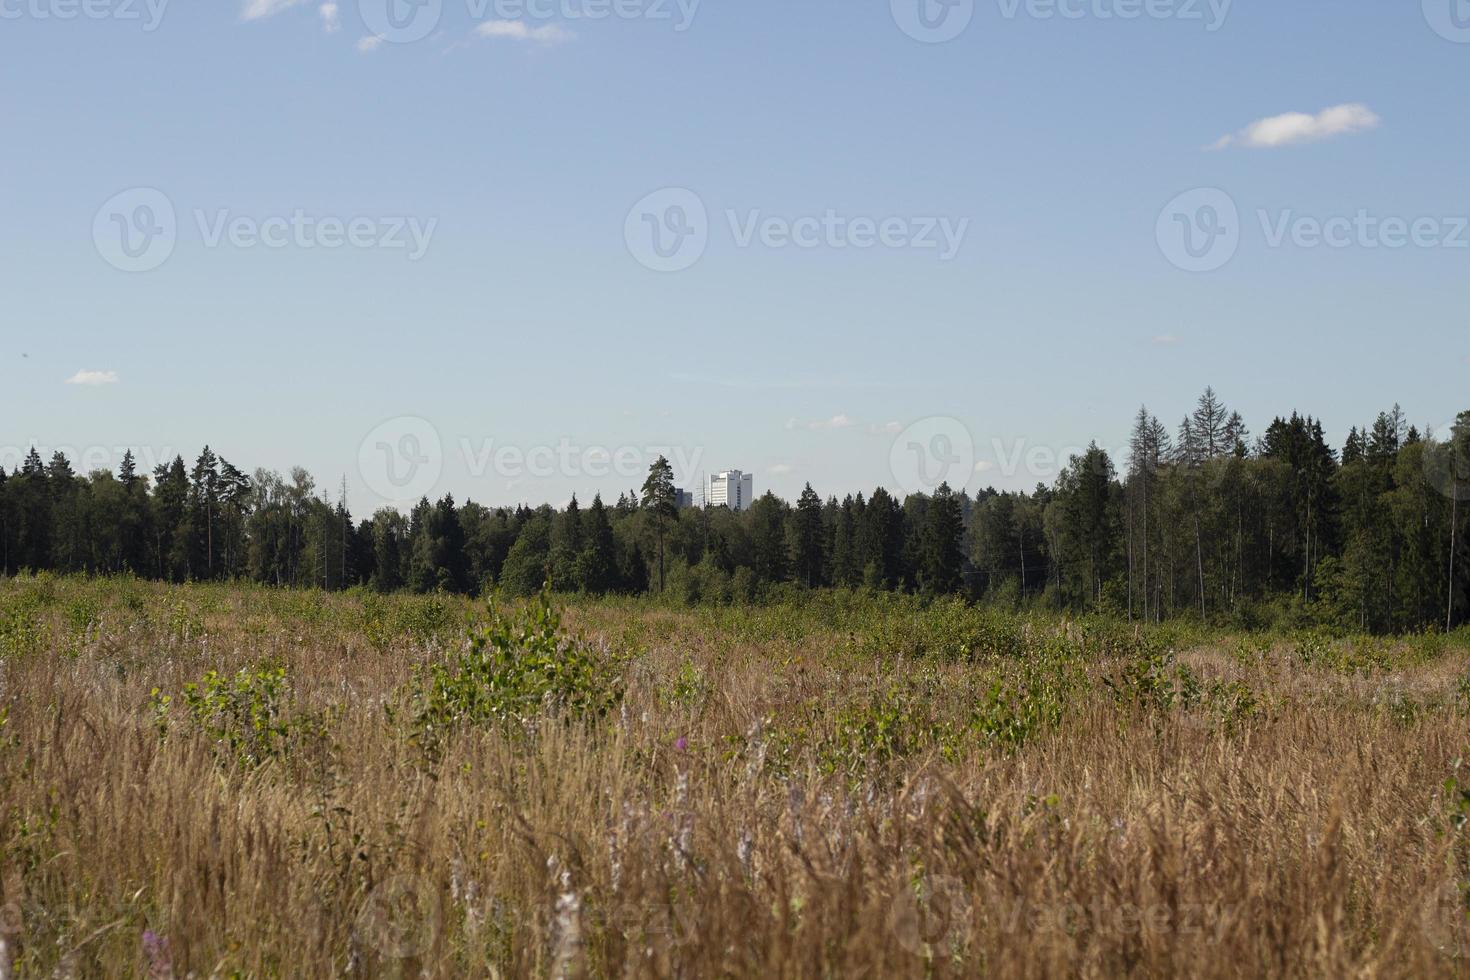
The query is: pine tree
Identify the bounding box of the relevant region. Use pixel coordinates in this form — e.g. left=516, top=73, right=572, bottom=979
left=1448, top=412, right=1470, bottom=631
left=577, top=494, right=619, bottom=595
left=371, top=508, right=405, bottom=592
left=749, top=492, right=789, bottom=585
left=919, top=482, right=965, bottom=594
left=830, top=495, right=858, bottom=588
left=640, top=456, right=677, bottom=593
left=551, top=495, right=584, bottom=590
left=790, top=484, right=825, bottom=588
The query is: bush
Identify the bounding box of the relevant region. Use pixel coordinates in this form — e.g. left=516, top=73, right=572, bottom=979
left=153, top=663, right=301, bottom=767
left=412, top=585, right=623, bottom=747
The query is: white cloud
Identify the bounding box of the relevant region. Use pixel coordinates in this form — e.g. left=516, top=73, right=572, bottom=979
left=786, top=414, right=854, bottom=432
left=768, top=463, right=793, bottom=476
left=66, top=370, right=119, bottom=386
left=1152, top=334, right=1181, bottom=346
left=1209, top=104, right=1380, bottom=150
left=476, top=20, right=573, bottom=44
left=357, top=35, right=385, bottom=53
left=868, top=421, right=904, bottom=435
left=974, top=460, right=995, bottom=473
left=240, top=0, right=307, bottom=21
left=319, top=2, right=339, bottom=32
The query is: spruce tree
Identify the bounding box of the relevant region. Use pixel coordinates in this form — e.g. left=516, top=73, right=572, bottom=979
left=790, top=484, right=825, bottom=588
left=640, top=456, right=677, bottom=593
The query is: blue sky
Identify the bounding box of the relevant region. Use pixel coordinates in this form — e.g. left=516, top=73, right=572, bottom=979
left=2, top=0, right=1467, bottom=510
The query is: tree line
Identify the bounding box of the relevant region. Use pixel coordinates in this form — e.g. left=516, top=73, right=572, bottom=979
left=2, top=391, right=1467, bottom=633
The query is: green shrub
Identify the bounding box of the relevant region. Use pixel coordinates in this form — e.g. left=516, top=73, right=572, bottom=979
left=412, top=586, right=623, bottom=747
left=971, top=654, right=1079, bottom=752
left=153, top=663, right=301, bottom=767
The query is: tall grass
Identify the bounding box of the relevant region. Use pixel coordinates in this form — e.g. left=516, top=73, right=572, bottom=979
left=0, top=574, right=1467, bottom=977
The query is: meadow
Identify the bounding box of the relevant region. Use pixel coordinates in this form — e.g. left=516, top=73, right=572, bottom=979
left=0, top=574, right=1468, bottom=978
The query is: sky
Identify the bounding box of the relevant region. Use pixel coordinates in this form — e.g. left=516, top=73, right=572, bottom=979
left=2, top=0, right=1467, bottom=512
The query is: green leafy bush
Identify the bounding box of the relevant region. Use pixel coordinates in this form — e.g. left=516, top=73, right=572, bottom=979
left=412, top=586, right=623, bottom=747
left=152, top=663, right=299, bottom=767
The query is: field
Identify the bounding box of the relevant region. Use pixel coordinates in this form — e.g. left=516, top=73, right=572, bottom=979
left=1, top=575, right=1469, bottom=978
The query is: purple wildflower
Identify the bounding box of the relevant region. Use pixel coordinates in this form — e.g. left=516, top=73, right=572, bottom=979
left=142, top=929, right=174, bottom=980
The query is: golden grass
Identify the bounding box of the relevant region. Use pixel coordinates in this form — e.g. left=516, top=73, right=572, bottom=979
left=0, top=577, right=1468, bottom=978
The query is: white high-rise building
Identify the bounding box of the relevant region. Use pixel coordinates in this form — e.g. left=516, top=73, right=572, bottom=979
left=706, top=470, right=754, bottom=512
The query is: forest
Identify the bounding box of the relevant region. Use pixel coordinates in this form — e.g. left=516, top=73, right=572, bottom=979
left=3, top=390, right=1467, bottom=634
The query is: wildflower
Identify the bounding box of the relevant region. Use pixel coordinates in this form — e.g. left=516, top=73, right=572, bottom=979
left=737, top=829, right=755, bottom=874
left=551, top=868, right=584, bottom=979
left=141, top=930, right=174, bottom=980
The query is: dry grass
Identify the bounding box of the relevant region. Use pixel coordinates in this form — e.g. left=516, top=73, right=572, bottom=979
left=1, top=576, right=1468, bottom=978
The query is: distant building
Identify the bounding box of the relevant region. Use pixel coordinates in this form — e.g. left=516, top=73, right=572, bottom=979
left=673, top=488, right=695, bottom=509
left=707, top=470, right=754, bottom=512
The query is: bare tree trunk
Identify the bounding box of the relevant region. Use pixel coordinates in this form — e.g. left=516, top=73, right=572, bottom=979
left=1450, top=491, right=1459, bottom=633
left=1018, top=534, right=1027, bottom=602
left=1141, top=476, right=1150, bottom=622
left=1126, top=489, right=1134, bottom=622
left=1303, top=491, right=1312, bottom=604
left=1194, top=511, right=1206, bottom=621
